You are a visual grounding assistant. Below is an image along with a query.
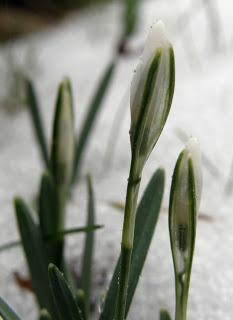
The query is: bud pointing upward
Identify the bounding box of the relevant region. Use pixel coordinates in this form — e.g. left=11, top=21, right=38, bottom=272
left=169, top=137, right=202, bottom=320
left=115, top=21, right=175, bottom=320
left=130, top=21, right=175, bottom=173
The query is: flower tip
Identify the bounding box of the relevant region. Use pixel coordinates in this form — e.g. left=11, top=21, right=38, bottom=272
left=149, top=20, right=169, bottom=48
left=186, top=137, right=199, bottom=153
left=185, top=137, right=202, bottom=209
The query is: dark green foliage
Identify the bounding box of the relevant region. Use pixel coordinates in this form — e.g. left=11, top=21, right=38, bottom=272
left=48, top=264, right=83, bottom=320
left=39, top=172, right=59, bottom=264
left=73, top=60, right=116, bottom=181
left=81, top=175, right=96, bottom=318
left=14, top=198, right=57, bottom=317
left=25, top=78, right=50, bottom=169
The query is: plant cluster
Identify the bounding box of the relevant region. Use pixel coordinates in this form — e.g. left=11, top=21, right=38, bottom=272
left=0, top=19, right=202, bottom=320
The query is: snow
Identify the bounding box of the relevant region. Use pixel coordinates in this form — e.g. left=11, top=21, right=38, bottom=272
left=0, top=0, right=233, bottom=319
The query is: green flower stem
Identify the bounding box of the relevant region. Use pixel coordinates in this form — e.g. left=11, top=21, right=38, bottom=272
left=175, top=272, right=190, bottom=320
left=115, top=156, right=141, bottom=320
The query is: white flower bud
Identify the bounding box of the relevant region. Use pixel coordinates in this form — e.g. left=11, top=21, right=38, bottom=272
left=130, top=21, right=175, bottom=172
left=169, top=138, right=202, bottom=275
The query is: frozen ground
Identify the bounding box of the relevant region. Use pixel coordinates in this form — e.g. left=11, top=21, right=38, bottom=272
left=0, top=0, right=233, bottom=319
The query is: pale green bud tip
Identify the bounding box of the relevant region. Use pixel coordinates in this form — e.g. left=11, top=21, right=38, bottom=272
left=51, top=78, right=74, bottom=187
left=130, top=21, right=175, bottom=171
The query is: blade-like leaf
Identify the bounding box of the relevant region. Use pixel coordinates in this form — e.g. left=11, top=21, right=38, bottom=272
left=14, top=198, right=56, bottom=316
left=39, top=172, right=57, bottom=237
left=46, top=224, right=102, bottom=241
left=48, top=264, right=83, bottom=320
left=0, top=240, right=21, bottom=253
left=72, top=60, right=116, bottom=182
left=25, top=78, right=49, bottom=169
left=160, top=309, right=172, bottom=320
left=0, top=297, right=21, bottom=320
left=123, top=0, right=140, bottom=38
left=39, top=172, right=59, bottom=264
left=81, top=175, right=95, bottom=318
left=100, top=168, right=165, bottom=319
left=0, top=225, right=103, bottom=254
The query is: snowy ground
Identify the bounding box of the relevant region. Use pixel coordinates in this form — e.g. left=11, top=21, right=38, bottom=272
left=0, top=0, right=233, bottom=319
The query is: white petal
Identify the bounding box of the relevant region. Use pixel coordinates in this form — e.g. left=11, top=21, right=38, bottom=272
left=142, top=20, right=170, bottom=64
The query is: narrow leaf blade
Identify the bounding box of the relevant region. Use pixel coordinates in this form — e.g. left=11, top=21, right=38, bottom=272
left=0, top=240, right=21, bottom=253
left=72, top=60, right=116, bottom=181
left=25, top=78, right=49, bottom=169
left=81, top=175, right=95, bottom=318
left=100, top=168, right=165, bottom=319
left=14, top=198, right=56, bottom=315
left=0, top=225, right=103, bottom=254
left=0, top=224, right=104, bottom=253
left=0, top=297, right=21, bottom=320
left=48, top=264, right=83, bottom=320
left=123, top=0, right=139, bottom=37
left=39, top=172, right=59, bottom=264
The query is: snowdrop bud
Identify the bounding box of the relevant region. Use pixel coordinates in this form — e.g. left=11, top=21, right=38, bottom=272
left=169, top=138, right=202, bottom=275
left=51, top=78, right=74, bottom=189
left=130, top=21, right=175, bottom=172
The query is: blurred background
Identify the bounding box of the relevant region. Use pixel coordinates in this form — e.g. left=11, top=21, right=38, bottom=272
left=0, top=0, right=232, bottom=319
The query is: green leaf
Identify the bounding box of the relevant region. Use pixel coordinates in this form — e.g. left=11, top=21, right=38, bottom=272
left=25, top=78, right=49, bottom=169
left=0, top=240, right=21, bottom=253
left=46, top=224, right=102, bottom=241
left=0, top=225, right=103, bottom=254
left=39, top=172, right=57, bottom=237
left=39, top=172, right=59, bottom=264
left=14, top=198, right=56, bottom=316
left=48, top=264, right=83, bottom=320
left=100, top=168, right=165, bottom=320
left=72, top=60, right=116, bottom=182
left=160, top=309, right=172, bottom=320
left=81, top=175, right=96, bottom=318
left=39, top=309, right=53, bottom=320
left=0, top=297, right=21, bottom=320
left=123, top=0, right=140, bottom=37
